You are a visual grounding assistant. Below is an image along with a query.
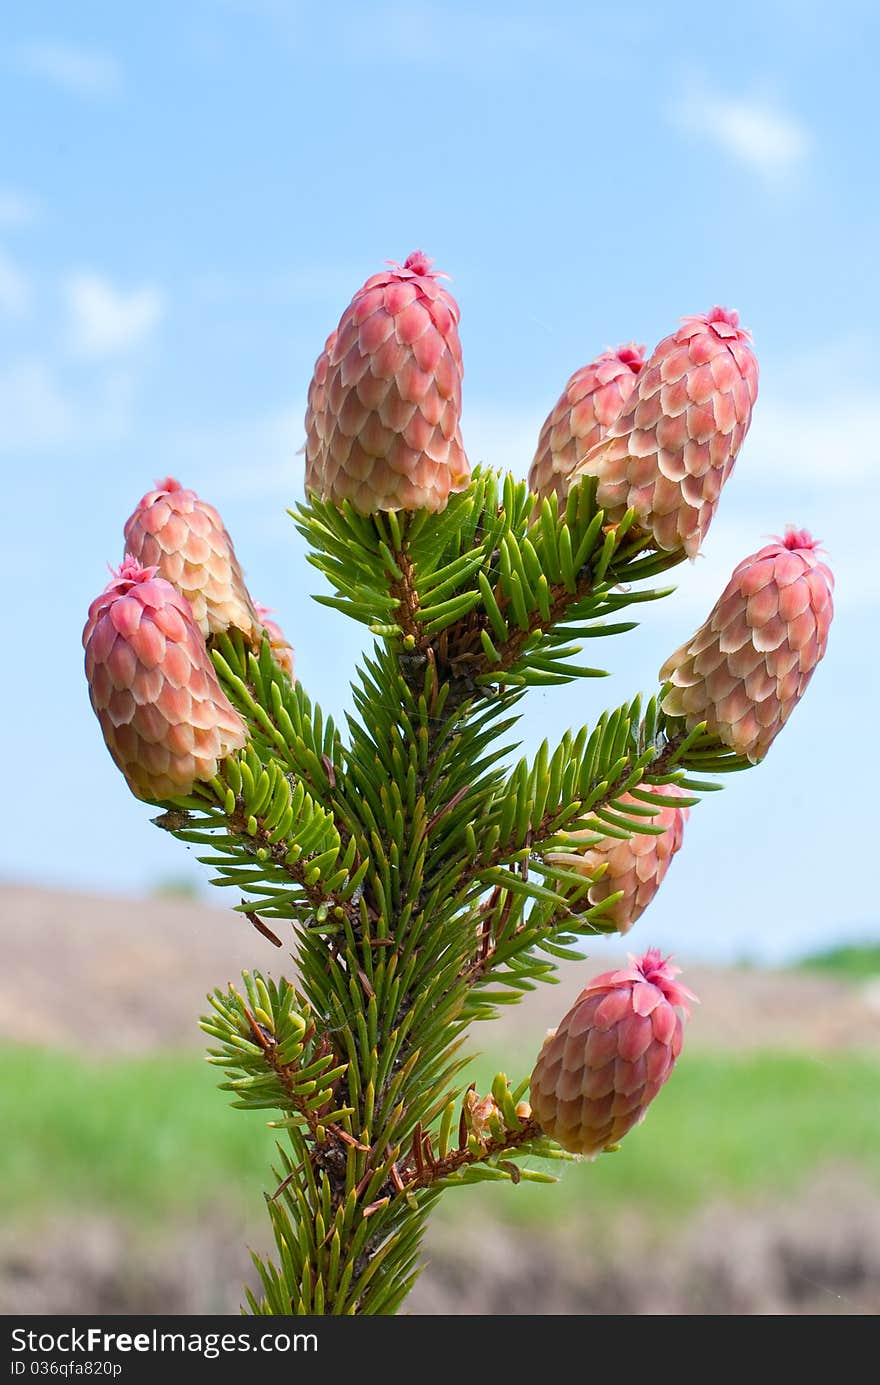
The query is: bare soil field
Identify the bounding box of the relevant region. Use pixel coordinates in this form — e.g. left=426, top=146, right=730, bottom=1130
left=4, top=882, right=880, bottom=1055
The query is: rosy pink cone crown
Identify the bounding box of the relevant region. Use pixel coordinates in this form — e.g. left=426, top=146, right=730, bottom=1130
left=255, top=603, right=295, bottom=680
left=83, top=556, right=247, bottom=802
left=123, top=477, right=261, bottom=644
left=660, top=527, right=834, bottom=762
left=304, top=251, right=470, bottom=513
left=529, top=343, right=645, bottom=505
left=571, top=308, right=759, bottom=557
left=530, top=950, right=697, bottom=1157
left=546, top=785, right=689, bottom=934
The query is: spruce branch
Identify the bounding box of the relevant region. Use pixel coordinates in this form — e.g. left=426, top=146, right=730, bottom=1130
left=398, top=1076, right=572, bottom=1192
left=154, top=754, right=365, bottom=928
left=295, top=469, right=686, bottom=703
left=84, top=258, right=831, bottom=1315
left=452, top=714, right=752, bottom=1003
left=201, top=974, right=353, bottom=1132
left=176, top=487, right=762, bottom=1306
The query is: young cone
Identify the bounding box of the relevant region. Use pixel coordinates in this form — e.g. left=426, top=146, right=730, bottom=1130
left=255, top=603, right=295, bottom=680
left=123, top=477, right=261, bottom=643
left=83, top=556, right=247, bottom=802
left=528, top=344, right=645, bottom=505
left=463, top=1090, right=505, bottom=1144
left=660, top=527, right=834, bottom=762
left=545, top=785, right=688, bottom=933
left=571, top=308, right=758, bottom=557
left=304, top=251, right=470, bottom=513
left=530, top=950, right=696, bottom=1157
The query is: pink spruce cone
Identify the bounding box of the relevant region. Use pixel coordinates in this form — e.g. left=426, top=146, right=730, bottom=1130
left=660, top=527, right=834, bottom=762
left=83, top=556, right=247, bottom=802
left=255, top=603, right=295, bottom=680
left=545, top=785, right=689, bottom=934
left=304, top=251, right=470, bottom=513
left=528, top=344, right=645, bottom=504
left=530, top=949, right=697, bottom=1157
left=571, top=308, right=759, bottom=557
left=123, top=477, right=261, bottom=644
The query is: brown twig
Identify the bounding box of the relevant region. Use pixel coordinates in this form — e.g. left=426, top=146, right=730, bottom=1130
left=354, top=1169, right=375, bottom=1199
left=390, top=547, right=430, bottom=653
left=413, top=1125, right=425, bottom=1174
left=330, top=1127, right=370, bottom=1152
left=425, top=784, right=471, bottom=835
left=244, top=908, right=283, bottom=948
left=363, top=1197, right=390, bottom=1219
left=356, top=966, right=375, bottom=1000
left=402, top=1116, right=543, bottom=1192
left=269, top=1169, right=298, bottom=1202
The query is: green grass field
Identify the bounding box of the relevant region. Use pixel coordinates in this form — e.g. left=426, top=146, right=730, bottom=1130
left=5, top=1042, right=879, bottom=1233
left=795, top=943, right=880, bottom=982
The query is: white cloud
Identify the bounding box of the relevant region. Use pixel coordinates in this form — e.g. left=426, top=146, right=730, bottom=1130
left=346, top=5, right=556, bottom=72
left=191, top=264, right=360, bottom=308
left=673, top=94, right=809, bottom=177
left=0, top=188, right=39, bottom=229
left=0, top=247, right=30, bottom=314
left=0, top=358, right=134, bottom=453
left=745, top=390, right=880, bottom=485
left=0, top=361, right=73, bottom=451
left=64, top=273, right=165, bottom=357
left=16, top=39, right=121, bottom=98
left=165, top=405, right=305, bottom=503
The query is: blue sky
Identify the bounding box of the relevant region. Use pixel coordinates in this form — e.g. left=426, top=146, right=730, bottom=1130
left=1, top=0, right=878, bottom=961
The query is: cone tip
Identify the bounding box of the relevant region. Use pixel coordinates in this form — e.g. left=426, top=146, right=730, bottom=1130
left=779, top=525, right=822, bottom=554
left=386, top=250, right=449, bottom=282
left=681, top=305, right=752, bottom=343
left=611, top=342, right=646, bottom=372
left=630, top=949, right=699, bottom=1010
left=403, top=250, right=434, bottom=276
left=107, top=553, right=159, bottom=589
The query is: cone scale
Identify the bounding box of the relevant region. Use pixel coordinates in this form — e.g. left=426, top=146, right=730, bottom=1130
left=123, top=477, right=261, bottom=644
left=660, top=528, right=834, bottom=761
left=530, top=950, right=697, bottom=1157
left=304, top=251, right=470, bottom=513
left=546, top=785, right=689, bottom=933
left=529, top=344, right=645, bottom=505
left=83, top=556, right=247, bottom=802
left=572, top=308, right=759, bottom=557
